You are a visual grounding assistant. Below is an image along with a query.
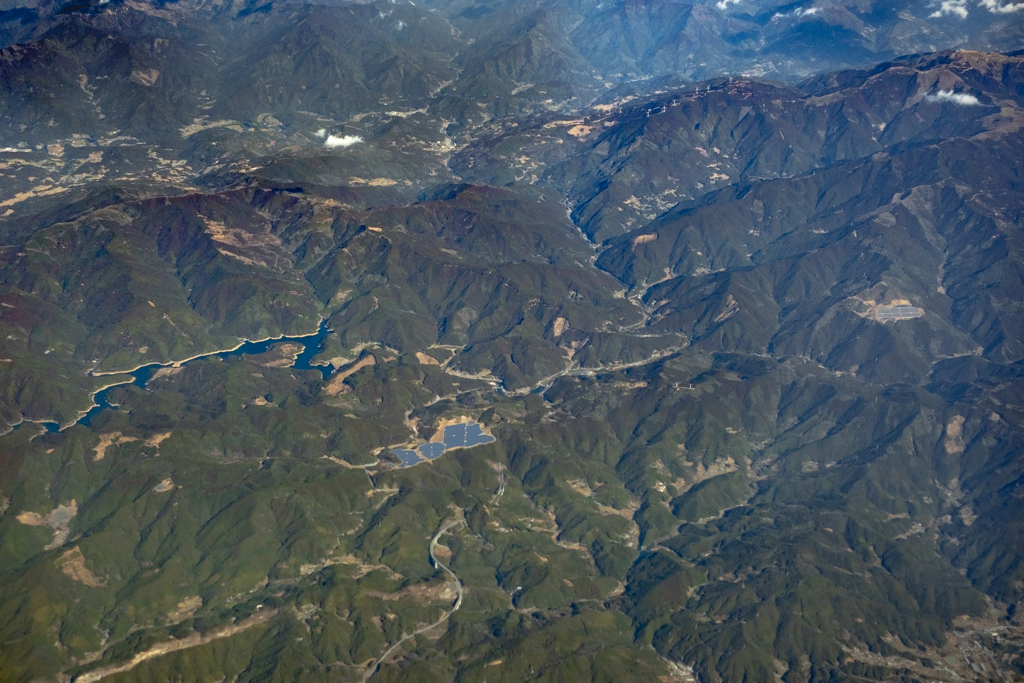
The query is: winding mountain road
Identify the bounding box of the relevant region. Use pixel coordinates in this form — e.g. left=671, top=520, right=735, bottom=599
left=362, top=519, right=465, bottom=681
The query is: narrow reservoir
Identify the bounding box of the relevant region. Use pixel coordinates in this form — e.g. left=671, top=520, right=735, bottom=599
left=16, top=320, right=333, bottom=434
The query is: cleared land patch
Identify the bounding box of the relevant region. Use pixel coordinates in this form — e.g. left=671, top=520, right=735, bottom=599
left=56, top=546, right=106, bottom=587
left=93, top=432, right=139, bottom=461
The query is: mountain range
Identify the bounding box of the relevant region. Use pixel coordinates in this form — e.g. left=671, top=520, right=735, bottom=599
left=1, top=1, right=1023, bottom=682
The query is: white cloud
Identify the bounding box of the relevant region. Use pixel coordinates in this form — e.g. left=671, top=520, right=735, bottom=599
left=771, top=5, right=820, bottom=19
left=979, top=0, right=1024, bottom=12
left=926, top=90, right=982, bottom=105
left=930, top=0, right=969, bottom=17
left=931, top=0, right=1024, bottom=17
left=716, top=0, right=742, bottom=9
left=325, top=134, right=364, bottom=148
left=314, top=128, right=327, bottom=138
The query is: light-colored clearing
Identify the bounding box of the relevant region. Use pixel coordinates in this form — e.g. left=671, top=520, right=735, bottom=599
left=366, top=580, right=458, bottom=603
left=325, top=355, right=376, bottom=396
left=259, top=342, right=302, bottom=367
left=204, top=217, right=281, bottom=266
left=150, top=367, right=182, bottom=381
left=713, top=294, right=740, bottom=323
left=348, top=177, right=398, bottom=187
left=16, top=511, right=47, bottom=526
left=0, top=184, right=70, bottom=207
left=552, top=317, right=569, bottom=337
left=130, top=69, right=160, bottom=86
left=331, top=554, right=402, bottom=580
left=415, top=352, right=440, bottom=365
left=632, top=233, right=657, bottom=248
left=94, top=432, right=139, bottom=461
left=180, top=119, right=243, bottom=138
left=543, top=118, right=584, bottom=129
left=945, top=415, right=966, bottom=454
left=18, top=499, right=78, bottom=549
left=167, top=596, right=202, bottom=623
left=592, top=96, right=635, bottom=112
left=673, top=456, right=739, bottom=496
left=146, top=432, right=172, bottom=447
left=56, top=546, right=106, bottom=587
left=385, top=108, right=428, bottom=118
left=567, top=479, right=637, bottom=520
left=71, top=609, right=278, bottom=683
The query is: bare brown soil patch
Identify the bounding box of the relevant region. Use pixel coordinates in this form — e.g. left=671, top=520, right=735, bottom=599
left=259, top=342, right=302, bottom=367
left=72, top=609, right=278, bottom=683
left=94, top=432, right=139, bottom=461
left=167, top=596, right=202, bottom=623
left=146, top=432, right=172, bottom=448
left=632, top=233, right=657, bottom=248
left=18, top=499, right=78, bottom=549
left=56, top=546, right=106, bottom=587
left=713, top=295, right=740, bottom=323
left=150, top=367, right=182, bottom=381
left=367, top=580, right=458, bottom=603
left=945, top=415, right=966, bottom=454
left=331, top=554, right=402, bottom=580
left=673, top=456, right=739, bottom=496
left=325, top=355, right=376, bottom=396
left=130, top=69, right=160, bottom=86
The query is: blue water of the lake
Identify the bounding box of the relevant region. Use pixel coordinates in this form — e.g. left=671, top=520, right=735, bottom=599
left=15, top=320, right=333, bottom=434
left=388, top=421, right=495, bottom=468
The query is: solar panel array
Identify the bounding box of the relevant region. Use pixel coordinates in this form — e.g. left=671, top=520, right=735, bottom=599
left=389, top=421, right=495, bottom=468
left=876, top=306, right=923, bottom=320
